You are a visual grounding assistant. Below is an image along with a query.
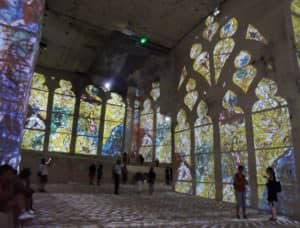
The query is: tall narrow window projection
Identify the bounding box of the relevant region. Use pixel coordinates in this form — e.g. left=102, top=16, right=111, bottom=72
left=102, top=93, right=125, bottom=157
left=49, top=80, right=76, bottom=153
left=22, top=73, right=48, bottom=151
left=75, top=85, right=102, bottom=155
left=174, top=109, right=193, bottom=194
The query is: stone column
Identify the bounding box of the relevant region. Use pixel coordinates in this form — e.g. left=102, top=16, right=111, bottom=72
left=0, top=1, right=45, bottom=168
left=70, top=92, right=81, bottom=154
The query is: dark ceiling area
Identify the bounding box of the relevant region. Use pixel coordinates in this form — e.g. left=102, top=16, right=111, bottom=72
left=37, top=0, right=222, bottom=95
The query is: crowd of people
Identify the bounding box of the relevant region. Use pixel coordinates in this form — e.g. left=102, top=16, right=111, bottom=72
left=0, top=153, right=282, bottom=224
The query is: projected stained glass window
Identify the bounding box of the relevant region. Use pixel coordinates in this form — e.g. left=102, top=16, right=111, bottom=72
left=194, top=101, right=215, bottom=199
left=49, top=80, right=75, bottom=152
left=102, top=93, right=125, bottom=156
left=22, top=73, right=48, bottom=151
left=124, top=98, right=133, bottom=155
left=155, top=108, right=171, bottom=163
left=75, top=85, right=102, bottom=155
left=219, top=91, right=248, bottom=203
left=178, top=66, right=188, bottom=90
left=175, top=109, right=192, bottom=194
left=138, top=99, right=154, bottom=162
left=184, top=78, right=198, bottom=111
left=252, top=79, right=295, bottom=213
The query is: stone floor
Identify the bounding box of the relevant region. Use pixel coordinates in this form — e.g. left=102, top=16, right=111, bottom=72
left=23, top=184, right=300, bottom=228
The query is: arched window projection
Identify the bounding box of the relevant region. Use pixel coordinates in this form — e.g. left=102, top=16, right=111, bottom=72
left=174, top=109, right=193, bottom=194
left=22, top=73, right=48, bottom=151
left=75, top=85, right=102, bottom=155
left=292, top=0, right=300, bottom=66
left=219, top=91, right=248, bottom=203
left=155, top=108, right=172, bottom=163
left=194, top=101, right=215, bottom=199
left=252, top=79, right=296, bottom=213
left=102, top=93, right=125, bottom=156
left=49, top=80, right=75, bottom=152
left=138, top=99, right=154, bottom=162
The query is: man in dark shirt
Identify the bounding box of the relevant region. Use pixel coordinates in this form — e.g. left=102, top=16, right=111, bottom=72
left=148, top=166, right=156, bottom=195
left=233, top=165, right=248, bottom=219
left=89, top=163, right=96, bottom=185
left=97, top=162, right=103, bottom=186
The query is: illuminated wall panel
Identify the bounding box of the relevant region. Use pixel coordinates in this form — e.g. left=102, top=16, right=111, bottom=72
left=0, top=1, right=44, bottom=167
left=75, top=85, right=102, bottom=155
left=102, top=93, right=125, bottom=157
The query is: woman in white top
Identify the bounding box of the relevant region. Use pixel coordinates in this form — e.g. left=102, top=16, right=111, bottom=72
left=38, top=158, right=51, bottom=192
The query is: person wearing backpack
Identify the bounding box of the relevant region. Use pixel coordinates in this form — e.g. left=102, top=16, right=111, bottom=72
left=233, top=165, right=248, bottom=219
left=265, top=167, right=280, bottom=221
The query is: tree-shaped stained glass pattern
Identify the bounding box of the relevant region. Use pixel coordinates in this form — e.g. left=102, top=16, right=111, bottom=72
left=75, top=85, right=102, bottom=155
left=233, top=51, right=257, bottom=93
left=292, top=0, right=300, bottom=66
left=177, top=66, right=187, bottom=90
left=155, top=108, right=172, bottom=163
left=184, top=78, right=198, bottom=111
left=245, top=24, right=268, bottom=45
left=49, top=80, right=75, bottom=152
left=252, top=79, right=295, bottom=213
left=194, top=101, right=215, bottom=199
left=191, top=44, right=212, bottom=86
left=219, top=90, right=248, bottom=203
left=22, top=73, right=48, bottom=151
left=214, top=18, right=238, bottom=83
left=138, top=99, right=154, bottom=162
left=203, top=16, right=219, bottom=42
left=102, top=93, right=125, bottom=157
left=175, top=109, right=192, bottom=194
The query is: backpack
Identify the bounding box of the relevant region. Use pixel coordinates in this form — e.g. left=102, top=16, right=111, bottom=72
left=275, top=181, right=282, bottom=193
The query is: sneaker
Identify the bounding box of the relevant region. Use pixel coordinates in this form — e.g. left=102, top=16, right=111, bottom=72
left=18, top=212, right=34, bottom=220
left=28, top=210, right=35, bottom=215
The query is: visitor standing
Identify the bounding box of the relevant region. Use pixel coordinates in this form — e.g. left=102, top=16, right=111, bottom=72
left=38, top=157, right=52, bottom=192
left=148, top=166, right=156, bottom=195
left=233, top=165, right=248, bottom=219
left=97, top=162, right=103, bottom=186
left=88, top=163, right=96, bottom=185
left=121, top=164, right=128, bottom=184
left=165, top=166, right=170, bottom=185
left=265, top=167, right=280, bottom=221
left=113, top=159, right=122, bottom=194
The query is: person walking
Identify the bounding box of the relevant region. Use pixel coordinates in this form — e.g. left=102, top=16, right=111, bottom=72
left=121, top=164, right=128, bottom=184
left=113, top=159, right=122, bottom=194
left=148, top=166, right=156, bottom=195
left=38, top=157, right=52, bottom=192
left=265, top=167, right=280, bottom=221
left=233, top=165, right=248, bottom=219
left=88, top=163, right=96, bottom=185
left=97, top=162, right=103, bottom=186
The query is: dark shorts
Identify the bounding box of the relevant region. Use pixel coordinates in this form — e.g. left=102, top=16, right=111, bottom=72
left=236, top=191, right=246, bottom=208
left=40, top=175, right=48, bottom=183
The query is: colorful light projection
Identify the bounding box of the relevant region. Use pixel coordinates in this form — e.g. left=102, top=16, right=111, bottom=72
left=292, top=0, right=300, bottom=66
left=102, top=93, right=125, bottom=156
left=214, top=18, right=238, bottom=83
left=252, top=79, right=296, bottom=213
left=245, top=24, right=268, bottom=45
left=219, top=91, right=248, bottom=203
left=184, top=78, right=198, bottom=111
left=22, top=73, right=48, bottom=151
left=49, top=80, right=75, bottom=152
left=233, top=51, right=257, bottom=93
left=124, top=98, right=133, bottom=155
left=75, top=85, right=102, bottom=155
left=155, top=108, right=172, bottom=163
left=178, top=66, right=188, bottom=90
left=130, top=99, right=141, bottom=159
left=175, top=109, right=192, bottom=194
left=138, top=99, right=154, bottom=162
left=0, top=0, right=44, bottom=167
left=194, top=101, right=215, bottom=199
